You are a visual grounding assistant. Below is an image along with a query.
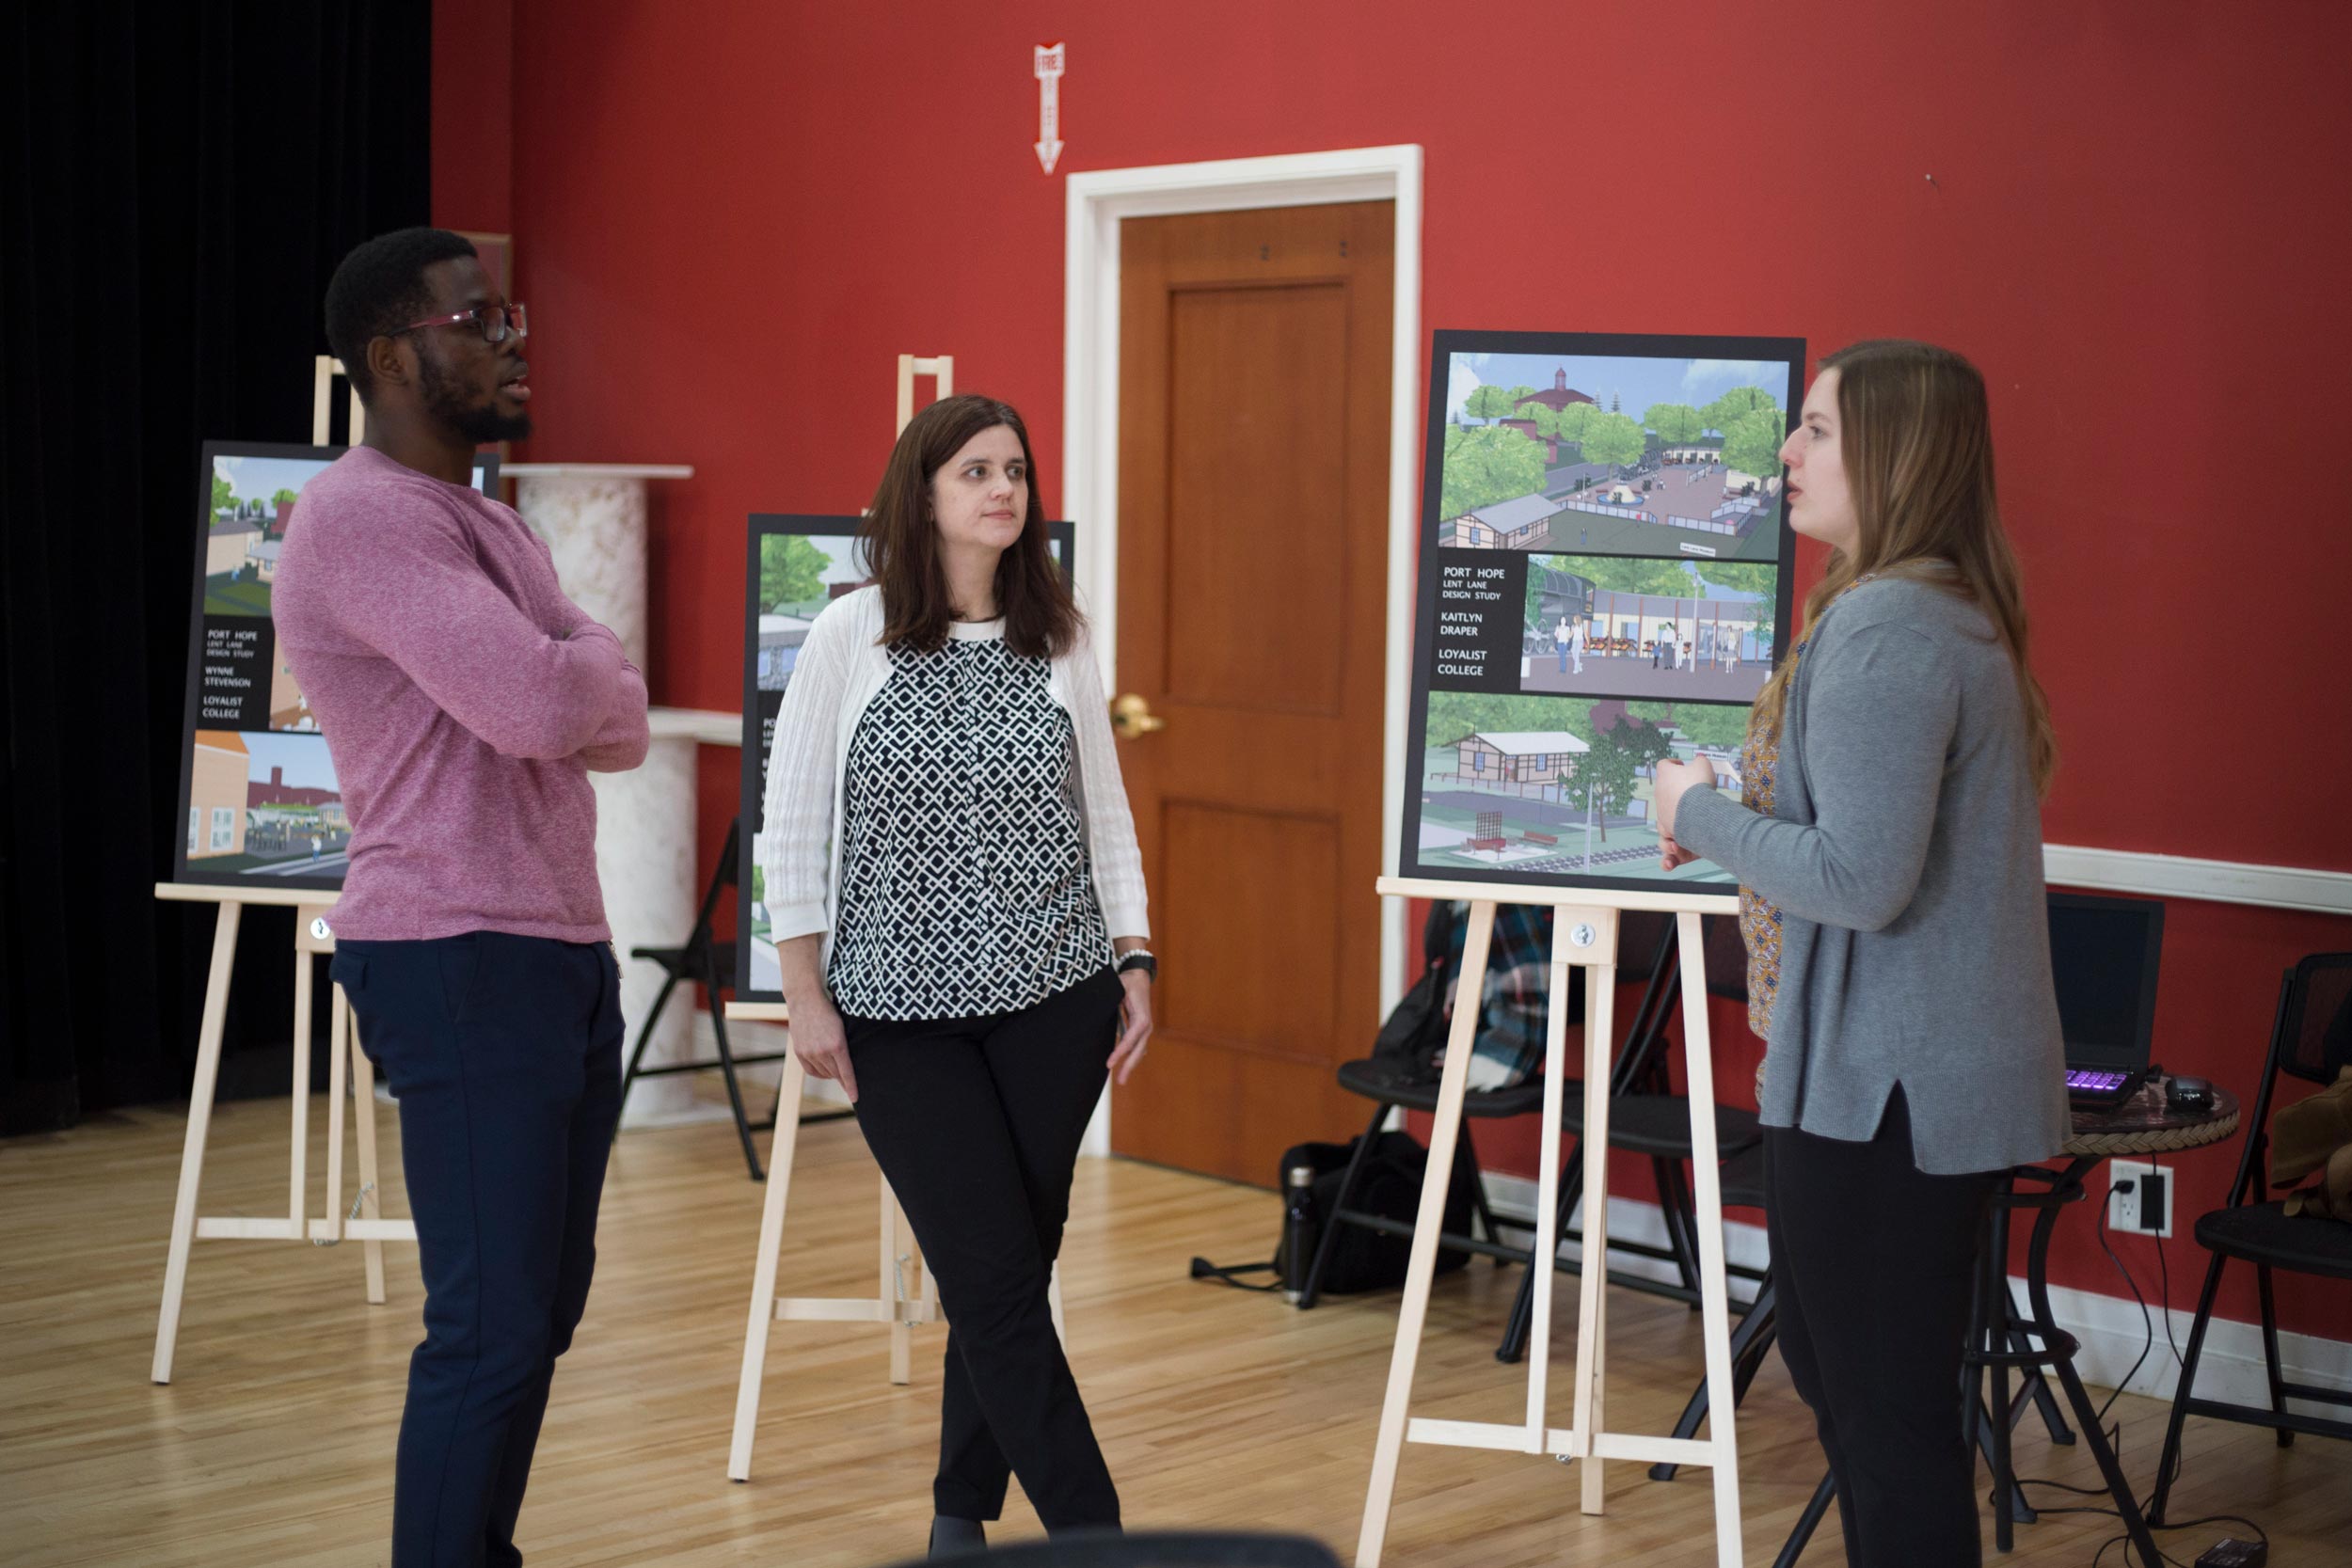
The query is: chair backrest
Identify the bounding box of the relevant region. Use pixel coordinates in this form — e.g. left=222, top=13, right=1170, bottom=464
left=2225, top=952, right=2352, bottom=1209
left=2280, top=952, right=2352, bottom=1087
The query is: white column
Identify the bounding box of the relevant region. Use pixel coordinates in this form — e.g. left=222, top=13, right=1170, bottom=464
left=507, top=464, right=707, bottom=1122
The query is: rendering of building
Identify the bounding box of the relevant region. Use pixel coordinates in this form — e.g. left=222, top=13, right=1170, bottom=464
left=755, top=613, right=814, bottom=689
left=247, top=765, right=338, bottom=811
left=1445, top=491, right=1566, bottom=548
left=268, top=646, right=311, bottom=730
left=205, top=514, right=261, bottom=576
left=1452, top=729, right=1589, bottom=791
left=187, top=732, right=249, bottom=859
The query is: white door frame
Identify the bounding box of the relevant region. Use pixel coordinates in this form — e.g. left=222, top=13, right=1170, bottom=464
left=1062, top=146, right=1423, bottom=1154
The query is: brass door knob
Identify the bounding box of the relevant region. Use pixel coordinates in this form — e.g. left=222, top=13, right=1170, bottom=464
left=1110, top=694, right=1166, bottom=738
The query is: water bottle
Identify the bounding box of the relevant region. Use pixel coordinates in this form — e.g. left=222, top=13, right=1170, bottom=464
left=1281, top=1162, right=1318, bottom=1304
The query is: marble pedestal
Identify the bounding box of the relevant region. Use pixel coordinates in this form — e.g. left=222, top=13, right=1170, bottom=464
left=507, top=463, right=713, bottom=1124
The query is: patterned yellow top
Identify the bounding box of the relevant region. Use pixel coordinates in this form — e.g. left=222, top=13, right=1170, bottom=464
left=1737, top=576, right=1874, bottom=1040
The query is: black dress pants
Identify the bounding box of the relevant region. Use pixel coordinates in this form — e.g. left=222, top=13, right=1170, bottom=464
left=1762, top=1086, right=1999, bottom=1568
left=843, top=968, right=1124, bottom=1531
left=332, top=931, right=624, bottom=1568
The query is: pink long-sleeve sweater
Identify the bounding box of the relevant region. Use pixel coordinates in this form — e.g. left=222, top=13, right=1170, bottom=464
left=273, top=446, right=649, bottom=942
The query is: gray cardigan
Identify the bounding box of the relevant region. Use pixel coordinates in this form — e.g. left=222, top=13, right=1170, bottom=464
left=1672, top=575, right=2070, bottom=1175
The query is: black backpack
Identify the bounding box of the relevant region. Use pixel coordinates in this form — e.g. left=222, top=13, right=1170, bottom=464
left=1190, top=1132, right=1472, bottom=1297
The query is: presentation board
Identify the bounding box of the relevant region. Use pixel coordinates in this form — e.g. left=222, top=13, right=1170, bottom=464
left=735, top=515, right=1076, bottom=1005
left=171, top=440, right=498, bottom=893
left=1398, top=331, right=1804, bottom=895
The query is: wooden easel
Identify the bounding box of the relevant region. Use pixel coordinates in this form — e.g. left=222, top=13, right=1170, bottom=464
left=726, top=350, right=1009, bottom=1480
left=150, top=883, right=410, bottom=1383
left=1356, top=878, right=1747, bottom=1567
left=153, top=367, right=412, bottom=1383
left=312, top=356, right=365, bottom=445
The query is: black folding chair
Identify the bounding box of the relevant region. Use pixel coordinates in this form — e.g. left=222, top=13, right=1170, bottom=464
left=2150, top=951, right=2352, bottom=1525
left=615, top=818, right=847, bottom=1180
left=1494, top=915, right=1766, bottom=1365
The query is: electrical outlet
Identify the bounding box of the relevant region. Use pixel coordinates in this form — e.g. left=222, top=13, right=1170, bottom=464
left=2107, top=1159, right=2172, bottom=1237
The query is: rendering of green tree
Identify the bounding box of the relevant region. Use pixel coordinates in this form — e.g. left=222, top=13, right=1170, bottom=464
left=1580, top=411, right=1647, bottom=470
left=1643, top=403, right=1705, bottom=444
left=211, top=471, right=234, bottom=517
left=1549, top=555, right=1697, bottom=597
left=1440, top=424, right=1546, bottom=518
left=1465, top=385, right=1518, bottom=422
left=1556, top=403, right=1602, bottom=441
left=1616, top=715, right=1677, bottom=772
left=759, top=534, right=834, bottom=609
left=1575, top=717, right=1674, bottom=841
left=1701, top=386, right=1780, bottom=431
left=1689, top=562, right=1773, bottom=596
left=1627, top=700, right=1751, bottom=751
left=1721, top=408, right=1786, bottom=479
left=1523, top=564, right=1547, bottom=630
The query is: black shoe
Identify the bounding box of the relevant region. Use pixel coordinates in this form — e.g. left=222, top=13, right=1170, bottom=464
left=929, top=1515, right=985, bottom=1559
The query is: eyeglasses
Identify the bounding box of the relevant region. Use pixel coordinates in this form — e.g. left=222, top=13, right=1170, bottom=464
left=395, top=302, right=529, bottom=344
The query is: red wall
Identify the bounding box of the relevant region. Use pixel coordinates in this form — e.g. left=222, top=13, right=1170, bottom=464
left=434, top=1, right=2352, bottom=1338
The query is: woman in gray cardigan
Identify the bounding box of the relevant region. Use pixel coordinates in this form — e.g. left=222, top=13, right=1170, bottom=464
left=1653, top=341, right=2067, bottom=1568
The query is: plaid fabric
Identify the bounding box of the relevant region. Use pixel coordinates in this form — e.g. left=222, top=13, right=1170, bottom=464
left=1435, top=900, right=1554, bottom=1089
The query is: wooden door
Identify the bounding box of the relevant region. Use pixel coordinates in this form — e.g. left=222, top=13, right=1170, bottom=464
left=1109, top=201, right=1394, bottom=1186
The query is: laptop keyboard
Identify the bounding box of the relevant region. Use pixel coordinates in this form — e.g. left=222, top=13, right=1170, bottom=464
left=2066, top=1068, right=2134, bottom=1097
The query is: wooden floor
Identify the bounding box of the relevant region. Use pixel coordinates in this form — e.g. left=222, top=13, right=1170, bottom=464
left=3, top=1096, right=2344, bottom=1567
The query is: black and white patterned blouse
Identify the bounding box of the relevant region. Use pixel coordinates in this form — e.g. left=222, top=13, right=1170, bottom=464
left=825, top=631, right=1113, bottom=1020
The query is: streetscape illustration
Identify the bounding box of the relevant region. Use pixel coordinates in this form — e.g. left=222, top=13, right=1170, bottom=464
left=1520, top=553, right=1776, bottom=703
left=1437, top=352, right=1792, bottom=562
left=1415, top=689, right=1749, bottom=883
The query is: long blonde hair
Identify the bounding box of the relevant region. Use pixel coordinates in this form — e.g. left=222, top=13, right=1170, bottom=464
left=1749, top=341, right=2058, bottom=796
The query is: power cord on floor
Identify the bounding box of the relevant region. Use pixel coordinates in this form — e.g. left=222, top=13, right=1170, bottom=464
left=2012, top=1177, right=2268, bottom=1568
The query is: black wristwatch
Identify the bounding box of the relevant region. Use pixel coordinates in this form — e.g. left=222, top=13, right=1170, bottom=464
left=1116, top=950, right=1157, bottom=981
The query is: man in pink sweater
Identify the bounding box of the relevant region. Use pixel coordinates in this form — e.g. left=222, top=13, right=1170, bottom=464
left=274, top=228, right=648, bottom=1568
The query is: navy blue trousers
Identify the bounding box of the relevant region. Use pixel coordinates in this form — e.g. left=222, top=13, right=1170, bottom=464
left=332, top=931, right=624, bottom=1568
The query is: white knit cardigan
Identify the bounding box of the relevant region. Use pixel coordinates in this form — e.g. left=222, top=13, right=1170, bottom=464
left=757, top=585, right=1150, bottom=971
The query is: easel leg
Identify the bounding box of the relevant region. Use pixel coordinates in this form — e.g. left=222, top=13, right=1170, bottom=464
left=886, top=1180, right=914, bottom=1386
left=1677, top=912, right=1745, bottom=1565
left=1522, top=920, right=1579, bottom=1448
left=729, top=1053, right=805, bottom=1481
left=1571, top=938, right=1619, bottom=1515
left=154, top=900, right=242, bottom=1384
left=1356, top=900, right=1496, bottom=1568
left=347, top=994, right=388, bottom=1303
left=290, top=944, right=313, bottom=1235
left=325, top=980, right=349, bottom=1245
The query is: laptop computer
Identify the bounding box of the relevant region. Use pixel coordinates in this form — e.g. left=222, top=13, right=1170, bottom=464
left=2047, top=892, right=2166, bottom=1111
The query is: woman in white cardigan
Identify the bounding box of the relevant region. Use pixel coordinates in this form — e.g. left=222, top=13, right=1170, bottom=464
left=760, top=394, right=1151, bottom=1557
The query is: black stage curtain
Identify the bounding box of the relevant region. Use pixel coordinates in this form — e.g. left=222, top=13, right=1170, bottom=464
left=1, top=3, right=430, bottom=1132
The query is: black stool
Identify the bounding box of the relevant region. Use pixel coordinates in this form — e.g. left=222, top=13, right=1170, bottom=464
left=1772, top=1164, right=2154, bottom=1565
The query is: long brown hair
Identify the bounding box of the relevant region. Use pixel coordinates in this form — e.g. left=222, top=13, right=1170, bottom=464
left=862, top=394, right=1080, bottom=660
left=1749, top=340, right=2058, bottom=795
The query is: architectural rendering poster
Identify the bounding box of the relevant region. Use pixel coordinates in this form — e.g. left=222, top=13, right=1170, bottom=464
left=736, top=515, right=1075, bottom=1003
left=172, top=441, right=498, bottom=893
left=1400, top=330, right=1804, bottom=895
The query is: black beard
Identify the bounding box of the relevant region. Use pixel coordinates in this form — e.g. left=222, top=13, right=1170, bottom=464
left=419, top=348, right=533, bottom=444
